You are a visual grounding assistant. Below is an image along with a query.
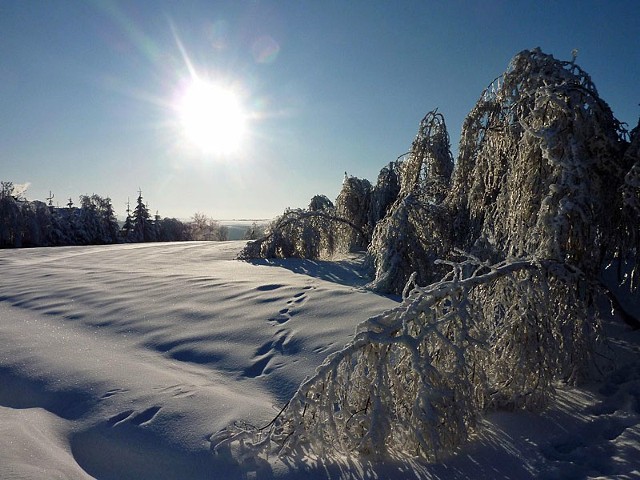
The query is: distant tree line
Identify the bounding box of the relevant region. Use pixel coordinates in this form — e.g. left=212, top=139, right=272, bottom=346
left=0, top=183, right=230, bottom=248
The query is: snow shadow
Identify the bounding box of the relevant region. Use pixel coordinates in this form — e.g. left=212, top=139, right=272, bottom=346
left=0, top=366, right=95, bottom=420
left=249, top=256, right=373, bottom=288
left=71, top=420, right=237, bottom=480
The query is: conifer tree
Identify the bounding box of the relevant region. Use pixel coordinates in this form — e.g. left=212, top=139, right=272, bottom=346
left=131, top=189, right=152, bottom=242
left=122, top=198, right=133, bottom=241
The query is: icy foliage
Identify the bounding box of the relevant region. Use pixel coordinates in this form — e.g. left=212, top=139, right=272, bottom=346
left=213, top=255, right=606, bottom=462
left=335, top=176, right=373, bottom=252
left=617, top=120, right=640, bottom=290
left=240, top=166, right=399, bottom=262
left=308, top=194, right=334, bottom=212
left=239, top=208, right=364, bottom=260
left=398, top=109, right=454, bottom=204
left=368, top=161, right=401, bottom=225
left=367, top=111, right=454, bottom=293
left=190, top=212, right=229, bottom=241
left=448, top=48, right=628, bottom=277
left=223, top=48, right=639, bottom=465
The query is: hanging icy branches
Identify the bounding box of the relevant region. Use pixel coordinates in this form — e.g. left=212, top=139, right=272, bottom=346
left=448, top=48, right=629, bottom=278
left=219, top=48, right=638, bottom=468
left=617, top=119, right=640, bottom=290
left=366, top=194, right=451, bottom=294
left=239, top=172, right=388, bottom=261
left=213, top=255, right=607, bottom=462
left=399, top=109, right=454, bottom=203
left=368, top=161, right=401, bottom=226
left=367, top=110, right=454, bottom=294
left=335, top=176, right=373, bottom=252
left=238, top=208, right=365, bottom=260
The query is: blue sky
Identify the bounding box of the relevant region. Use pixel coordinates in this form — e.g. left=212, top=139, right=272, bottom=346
left=1, top=1, right=638, bottom=220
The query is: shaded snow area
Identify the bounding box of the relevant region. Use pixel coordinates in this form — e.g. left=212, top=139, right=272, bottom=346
left=0, top=241, right=638, bottom=479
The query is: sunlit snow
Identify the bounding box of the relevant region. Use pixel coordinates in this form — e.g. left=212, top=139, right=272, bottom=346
left=0, top=242, right=639, bottom=479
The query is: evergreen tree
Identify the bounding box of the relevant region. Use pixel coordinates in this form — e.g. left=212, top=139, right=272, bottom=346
left=131, top=189, right=152, bottom=242
left=122, top=198, right=133, bottom=241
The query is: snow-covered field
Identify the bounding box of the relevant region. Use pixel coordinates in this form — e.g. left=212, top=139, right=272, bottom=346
left=1, top=241, right=639, bottom=479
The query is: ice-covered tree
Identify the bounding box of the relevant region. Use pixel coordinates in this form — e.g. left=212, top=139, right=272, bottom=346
left=214, top=255, right=606, bottom=462
left=239, top=208, right=359, bottom=260
left=368, top=161, right=401, bottom=226
left=121, top=198, right=134, bottom=241
left=367, top=111, right=454, bottom=294
left=239, top=187, right=368, bottom=260
left=217, top=48, right=637, bottom=465
left=0, top=183, right=21, bottom=247
left=448, top=48, right=630, bottom=278
left=157, top=217, right=191, bottom=242
left=334, top=176, right=372, bottom=252
left=190, top=213, right=228, bottom=241
left=239, top=165, right=400, bottom=262
left=242, top=222, right=264, bottom=241
left=94, top=195, right=119, bottom=243
left=617, top=118, right=640, bottom=291
left=308, top=194, right=334, bottom=212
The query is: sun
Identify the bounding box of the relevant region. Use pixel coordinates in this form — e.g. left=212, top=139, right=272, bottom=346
left=176, top=79, right=246, bottom=155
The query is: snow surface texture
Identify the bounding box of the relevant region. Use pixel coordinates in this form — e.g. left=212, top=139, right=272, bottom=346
left=0, top=241, right=638, bottom=479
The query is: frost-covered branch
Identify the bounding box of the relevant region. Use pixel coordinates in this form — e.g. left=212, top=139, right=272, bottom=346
left=367, top=110, right=454, bottom=294
left=238, top=209, right=366, bottom=260
left=448, top=48, right=630, bottom=279
left=213, top=256, right=607, bottom=462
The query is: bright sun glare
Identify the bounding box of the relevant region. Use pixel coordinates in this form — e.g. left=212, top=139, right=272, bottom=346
left=177, top=79, right=246, bottom=155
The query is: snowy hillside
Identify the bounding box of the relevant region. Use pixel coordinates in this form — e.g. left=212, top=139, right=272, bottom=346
left=0, top=241, right=639, bottom=479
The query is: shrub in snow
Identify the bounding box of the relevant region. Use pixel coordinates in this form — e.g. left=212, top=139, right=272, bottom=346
left=213, top=255, right=607, bottom=462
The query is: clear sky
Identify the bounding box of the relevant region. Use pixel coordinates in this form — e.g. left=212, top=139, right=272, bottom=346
left=1, top=1, right=639, bottom=220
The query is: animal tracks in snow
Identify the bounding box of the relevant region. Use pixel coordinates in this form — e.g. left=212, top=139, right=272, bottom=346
left=100, top=388, right=128, bottom=400
left=243, top=330, right=301, bottom=378
left=155, top=383, right=197, bottom=399
left=244, top=286, right=315, bottom=378
left=266, top=285, right=314, bottom=326
left=107, top=406, right=162, bottom=427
